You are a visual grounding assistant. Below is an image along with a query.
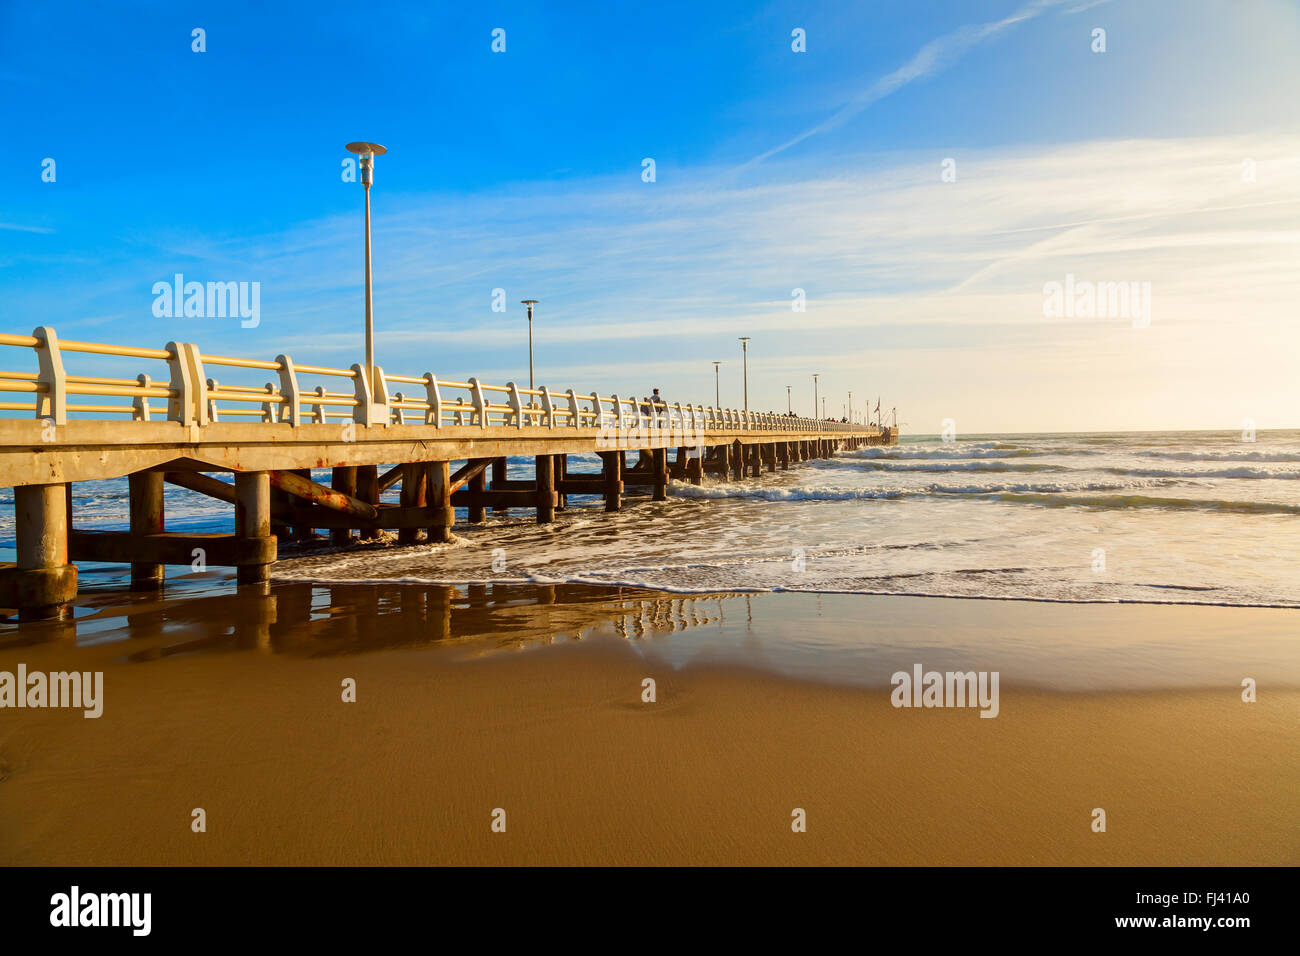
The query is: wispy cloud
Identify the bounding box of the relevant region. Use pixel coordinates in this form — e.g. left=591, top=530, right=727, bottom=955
left=7, top=132, right=1297, bottom=431
left=733, top=0, right=1102, bottom=174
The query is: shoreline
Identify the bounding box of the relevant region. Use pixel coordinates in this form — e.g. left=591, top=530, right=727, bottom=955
left=1, top=581, right=1297, bottom=865
left=1, top=631, right=1294, bottom=866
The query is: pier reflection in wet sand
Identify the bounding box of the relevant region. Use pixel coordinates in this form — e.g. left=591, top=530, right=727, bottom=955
left=0, top=570, right=747, bottom=662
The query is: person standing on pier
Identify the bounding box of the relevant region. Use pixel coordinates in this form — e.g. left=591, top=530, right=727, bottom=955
left=651, top=388, right=668, bottom=425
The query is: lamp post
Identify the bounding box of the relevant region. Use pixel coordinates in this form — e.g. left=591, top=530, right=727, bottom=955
left=848, top=390, right=852, bottom=423
left=786, top=385, right=791, bottom=415
left=738, top=337, right=750, bottom=413
left=521, top=299, right=538, bottom=390
left=345, top=142, right=387, bottom=392
left=812, top=373, right=819, bottom=422
left=713, top=361, right=721, bottom=409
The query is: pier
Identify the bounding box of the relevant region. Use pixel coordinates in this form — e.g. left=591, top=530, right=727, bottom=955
left=0, top=327, right=897, bottom=621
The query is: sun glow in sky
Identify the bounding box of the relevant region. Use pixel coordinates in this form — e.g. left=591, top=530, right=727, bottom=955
left=2, top=0, right=1298, bottom=432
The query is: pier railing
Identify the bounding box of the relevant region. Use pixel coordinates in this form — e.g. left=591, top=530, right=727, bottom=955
left=0, top=327, right=872, bottom=435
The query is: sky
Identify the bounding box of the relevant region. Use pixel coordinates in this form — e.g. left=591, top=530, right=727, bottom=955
left=2, top=0, right=1298, bottom=433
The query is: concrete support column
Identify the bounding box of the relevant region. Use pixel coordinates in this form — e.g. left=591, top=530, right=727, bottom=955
left=535, top=454, right=556, bottom=523
left=398, top=462, right=425, bottom=545
left=688, top=449, right=704, bottom=485
left=553, top=454, right=568, bottom=510
left=128, top=471, right=165, bottom=590
left=491, top=458, right=509, bottom=516
left=468, top=467, right=487, bottom=524
left=357, top=465, right=380, bottom=540
left=731, top=441, right=744, bottom=480
left=292, top=469, right=314, bottom=540
left=765, top=443, right=776, bottom=473
left=234, top=471, right=273, bottom=585
left=13, top=482, right=76, bottom=621
left=600, top=451, right=623, bottom=512
left=717, top=444, right=730, bottom=480
left=330, top=466, right=357, bottom=547
left=425, top=460, right=452, bottom=543
left=652, top=447, right=668, bottom=501
left=749, top=445, right=762, bottom=478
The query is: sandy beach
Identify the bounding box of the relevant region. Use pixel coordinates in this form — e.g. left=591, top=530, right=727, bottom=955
left=2, top=582, right=1295, bottom=866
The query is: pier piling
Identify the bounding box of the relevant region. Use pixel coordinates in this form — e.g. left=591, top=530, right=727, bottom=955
left=492, top=458, right=509, bottom=516
left=128, top=471, right=165, bottom=589
left=234, top=471, right=274, bottom=585
left=398, top=463, right=424, bottom=545
left=357, top=466, right=380, bottom=540
left=330, top=467, right=357, bottom=547
left=652, top=448, right=668, bottom=501
left=11, top=482, right=76, bottom=620
left=535, top=454, right=556, bottom=523
left=600, top=451, right=623, bottom=512
left=426, top=460, right=452, bottom=543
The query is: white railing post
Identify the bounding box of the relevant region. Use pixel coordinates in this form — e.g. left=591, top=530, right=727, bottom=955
left=540, top=386, right=556, bottom=429
left=311, top=386, right=327, bottom=424
left=588, top=392, right=601, bottom=430
left=625, top=395, right=641, bottom=445
left=392, top=392, right=405, bottom=425
left=566, top=389, right=581, bottom=429
left=350, top=363, right=375, bottom=425
left=132, top=373, right=152, bottom=422
left=206, top=378, right=221, bottom=422
left=372, top=366, right=391, bottom=425
left=276, top=354, right=301, bottom=426
left=165, top=342, right=208, bottom=425
left=422, top=373, right=442, bottom=427
left=31, top=326, right=67, bottom=426
left=468, top=377, right=488, bottom=428
left=261, top=383, right=277, bottom=423
left=506, top=382, right=524, bottom=428
left=165, top=342, right=192, bottom=424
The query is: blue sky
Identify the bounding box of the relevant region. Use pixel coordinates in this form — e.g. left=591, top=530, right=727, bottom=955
left=3, top=0, right=1299, bottom=431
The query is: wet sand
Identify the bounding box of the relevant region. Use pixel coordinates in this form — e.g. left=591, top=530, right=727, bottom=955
left=1, top=580, right=1296, bottom=865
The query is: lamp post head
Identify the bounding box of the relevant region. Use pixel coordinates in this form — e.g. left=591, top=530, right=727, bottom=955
left=346, top=142, right=387, bottom=186
left=521, top=299, right=538, bottom=319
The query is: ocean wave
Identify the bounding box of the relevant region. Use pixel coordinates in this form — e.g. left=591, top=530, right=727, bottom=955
left=1138, top=450, right=1300, bottom=464
left=669, top=484, right=910, bottom=502
left=847, top=459, right=1300, bottom=480
left=1102, top=465, right=1300, bottom=480
left=669, top=477, right=1178, bottom=502
left=845, top=446, right=1037, bottom=460
left=856, top=460, right=1064, bottom=473
left=926, top=480, right=1171, bottom=495
left=976, top=491, right=1300, bottom=515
